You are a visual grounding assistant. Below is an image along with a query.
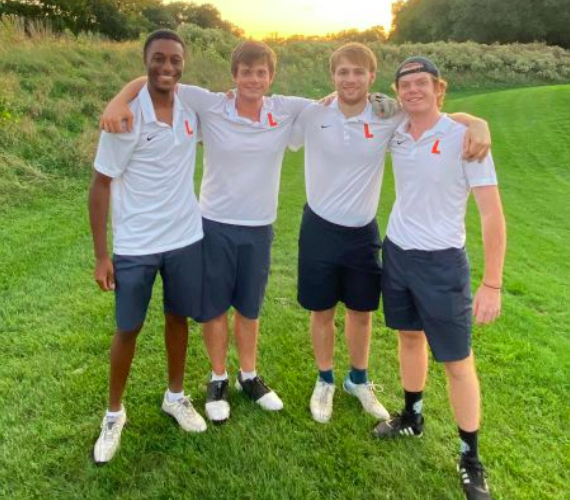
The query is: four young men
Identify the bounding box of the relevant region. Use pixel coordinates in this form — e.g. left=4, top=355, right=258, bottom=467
left=90, top=30, right=503, bottom=500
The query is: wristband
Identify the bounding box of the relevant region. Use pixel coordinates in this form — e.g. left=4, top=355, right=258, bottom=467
left=482, top=282, right=502, bottom=290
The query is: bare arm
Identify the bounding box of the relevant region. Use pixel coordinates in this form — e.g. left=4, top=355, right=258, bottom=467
left=471, top=185, right=506, bottom=325
left=88, top=171, right=115, bottom=291
left=100, top=77, right=147, bottom=133
left=448, top=112, right=491, bottom=162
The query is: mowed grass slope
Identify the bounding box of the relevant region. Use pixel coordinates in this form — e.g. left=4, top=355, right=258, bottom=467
left=0, top=85, right=568, bottom=500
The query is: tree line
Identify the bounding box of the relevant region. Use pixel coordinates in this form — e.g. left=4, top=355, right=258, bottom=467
left=0, top=0, right=244, bottom=40
left=1, top=0, right=568, bottom=48
left=390, top=0, right=570, bottom=48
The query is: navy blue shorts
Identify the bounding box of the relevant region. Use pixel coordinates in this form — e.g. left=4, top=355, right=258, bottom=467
left=381, top=238, right=473, bottom=362
left=199, top=218, right=274, bottom=322
left=297, top=205, right=382, bottom=312
left=113, top=240, right=203, bottom=332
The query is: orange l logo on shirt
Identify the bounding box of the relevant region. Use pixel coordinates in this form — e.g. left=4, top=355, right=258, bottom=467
left=268, top=113, right=278, bottom=127
left=185, top=120, right=194, bottom=136
left=364, top=123, right=374, bottom=139
left=431, top=139, right=441, bottom=154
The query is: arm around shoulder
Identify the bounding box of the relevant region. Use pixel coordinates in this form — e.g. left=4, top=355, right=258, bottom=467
left=449, top=112, right=491, bottom=162
left=177, top=84, right=224, bottom=114
left=100, top=76, right=147, bottom=133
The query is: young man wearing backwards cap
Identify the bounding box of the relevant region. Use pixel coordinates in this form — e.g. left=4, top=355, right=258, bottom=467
left=289, top=44, right=493, bottom=426
left=372, top=56, right=506, bottom=500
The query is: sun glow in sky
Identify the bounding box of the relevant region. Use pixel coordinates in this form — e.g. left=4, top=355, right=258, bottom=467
left=166, top=0, right=396, bottom=39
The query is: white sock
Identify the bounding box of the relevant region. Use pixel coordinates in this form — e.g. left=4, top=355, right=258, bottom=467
left=211, top=371, right=228, bottom=382
left=106, top=408, right=124, bottom=420
left=166, top=389, right=184, bottom=403
left=240, top=370, right=257, bottom=381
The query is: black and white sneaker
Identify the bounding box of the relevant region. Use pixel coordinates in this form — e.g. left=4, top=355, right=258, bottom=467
left=458, top=456, right=493, bottom=500
left=205, top=379, right=230, bottom=424
left=235, top=374, right=283, bottom=411
left=371, top=411, right=424, bottom=438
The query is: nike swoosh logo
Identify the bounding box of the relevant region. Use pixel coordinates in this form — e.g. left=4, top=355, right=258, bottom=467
left=146, top=133, right=160, bottom=141
left=320, top=125, right=332, bottom=129
left=396, top=140, right=404, bottom=145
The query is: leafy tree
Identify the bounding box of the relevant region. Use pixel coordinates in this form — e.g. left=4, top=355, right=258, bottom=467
left=0, top=0, right=245, bottom=40
left=389, top=0, right=570, bottom=48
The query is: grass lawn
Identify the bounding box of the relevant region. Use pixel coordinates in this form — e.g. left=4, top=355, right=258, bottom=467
left=0, top=85, right=568, bottom=500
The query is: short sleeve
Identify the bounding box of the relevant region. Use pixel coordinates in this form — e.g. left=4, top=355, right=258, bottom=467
left=274, top=95, right=313, bottom=120
left=177, top=84, right=224, bottom=114
left=392, top=112, right=407, bottom=130
left=94, top=105, right=141, bottom=178
left=289, top=104, right=318, bottom=151
left=463, top=151, right=498, bottom=188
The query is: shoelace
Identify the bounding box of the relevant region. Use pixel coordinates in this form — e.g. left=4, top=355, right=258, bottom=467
left=318, top=382, right=334, bottom=401
left=461, top=459, right=488, bottom=486
left=175, top=397, right=200, bottom=423
left=366, top=381, right=384, bottom=393
left=102, top=418, right=122, bottom=441
left=359, top=381, right=384, bottom=402
left=249, top=376, right=267, bottom=388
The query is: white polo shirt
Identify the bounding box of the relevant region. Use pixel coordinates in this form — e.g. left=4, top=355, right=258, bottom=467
left=290, top=99, right=403, bottom=227
left=177, top=85, right=311, bottom=226
left=387, top=114, right=498, bottom=251
left=94, top=85, right=202, bottom=256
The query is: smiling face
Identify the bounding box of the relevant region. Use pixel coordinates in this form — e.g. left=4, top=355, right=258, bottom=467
left=396, top=65, right=443, bottom=116
left=232, top=61, right=274, bottom=103
left=332, top=57, right=376, bottom=107
left=145, top=38, right=185, bottom=94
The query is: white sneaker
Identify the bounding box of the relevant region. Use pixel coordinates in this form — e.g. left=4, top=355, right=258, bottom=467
left=343, top=376, right=390, bottom=420
left=310, top=379, right=335, bottom=423
left=93, top=407, right=127, bottom=464
left=162, top=393, right=207, bottom=432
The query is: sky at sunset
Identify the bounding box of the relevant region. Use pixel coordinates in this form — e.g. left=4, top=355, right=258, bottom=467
left=165, top=0, right=396, bottom=38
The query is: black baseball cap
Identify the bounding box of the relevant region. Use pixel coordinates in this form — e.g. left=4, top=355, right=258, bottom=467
left=395, top=56, right=440, bottom=82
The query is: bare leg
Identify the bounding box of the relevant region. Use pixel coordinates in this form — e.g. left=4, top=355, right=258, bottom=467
left=234, top=312, right=259, bottom=372
left=310, top=308, right=336, bottom=370
left=344, top=309, right=372, bottom=370
left=398, top=330, right=429, bottom=391
left=164, top=313, right=188, bottom=393
left=444, top=353, right=481, bottom=432
left=202, top=313, right=229, bottom=376
left=108, top=326, right=142, bottom=411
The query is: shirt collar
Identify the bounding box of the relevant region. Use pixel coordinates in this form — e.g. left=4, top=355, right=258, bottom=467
left=330, top=98, right=375, bottom=123
left=139, top=84, right=182, bottom=125
left=224, top=92, right=274, bottom=126
left=396, top=113, right=453, bottom=140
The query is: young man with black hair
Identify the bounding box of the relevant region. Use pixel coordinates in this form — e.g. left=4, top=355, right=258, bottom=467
left=89, top=30, right=206, bottom=464
left=372, top=56, right=506, bottom=500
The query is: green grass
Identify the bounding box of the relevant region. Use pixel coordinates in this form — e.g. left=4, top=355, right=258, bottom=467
left=1, top=85, right=569, bottom=500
